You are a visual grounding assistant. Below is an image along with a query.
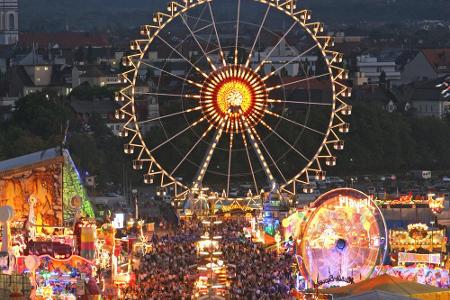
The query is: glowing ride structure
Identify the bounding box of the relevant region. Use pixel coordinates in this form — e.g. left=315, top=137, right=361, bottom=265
left=298, top=188, right=388, bottom=288
left=117, top=0, right=351, bottom=208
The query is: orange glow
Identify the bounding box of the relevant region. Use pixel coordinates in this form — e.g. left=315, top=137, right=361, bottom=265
left=216, top=80, right=253, bottom=114
left=200, top=65, right=268, bottom=132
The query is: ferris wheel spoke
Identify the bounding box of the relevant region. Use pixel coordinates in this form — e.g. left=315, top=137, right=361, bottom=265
left=267, top=99, right=332, bottom=106
left=170, top=123, right=215, bottom=176
left=266, top=72, right=331, bottom=91
left=241, top=116, right=276, bottom=185
left=254, top=22, right=297, bottom=73
left=139, top=106, right=201, bottom=125
left=135, top=92, right=200, bottom=99
left=249, top=123, right=287, bottom=183
left=180, top=13, right=218, bottom=71
left=226, top=123, right=235, bottom=198
left=155, top=35, right=208, bottom=78
left=238, top=119, right=259, bottom=194
left=244, top=5, right=270, bottom=68
left=262, top=44, right=319, bottom=81
left=207, top=1, right=226, bottom=67
left=150, top=116, right=206, bottom=152
left=265, top=110, right=326, bottom=136
left=193, top=116, right=229, bottom=188
left=186, top=1, right=209, bottom=30
left=260, top=119, right=309, bottom=162
left=234, top=0, right=241, bottom=65
left=140, top=61, right=203, bottom=88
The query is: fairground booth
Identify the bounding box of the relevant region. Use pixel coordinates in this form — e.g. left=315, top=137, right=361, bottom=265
left=0, top=148, right=146, bottom=299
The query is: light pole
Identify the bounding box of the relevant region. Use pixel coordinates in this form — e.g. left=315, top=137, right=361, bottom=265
left=430, top=220, right=435, bottom=252
left=132, top=189, right=138, bottom=220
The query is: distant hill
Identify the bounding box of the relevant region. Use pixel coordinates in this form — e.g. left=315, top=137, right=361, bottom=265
left=20, top=0, right=450, bottom=32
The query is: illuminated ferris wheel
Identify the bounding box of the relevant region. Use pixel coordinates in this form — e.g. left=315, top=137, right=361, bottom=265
left=116, top=0, right=351, bottom=199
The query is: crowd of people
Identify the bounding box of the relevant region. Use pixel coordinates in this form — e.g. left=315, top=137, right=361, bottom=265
left=219, top=220, right=294, bottom=299
left=120, top=217, right=294, bottom=299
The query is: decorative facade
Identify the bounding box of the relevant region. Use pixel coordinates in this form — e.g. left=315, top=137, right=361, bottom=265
left=0, top=0, right=18, bottom=45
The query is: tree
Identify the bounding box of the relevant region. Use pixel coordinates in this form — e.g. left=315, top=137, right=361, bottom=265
left=13, top=91, right=71, bottom=140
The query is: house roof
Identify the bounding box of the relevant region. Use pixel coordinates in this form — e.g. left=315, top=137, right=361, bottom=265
left=16, top=49, right=49, bottom=65
left=75, top=65, right=118, bottom=78
left=0, top=147, right=63, bottom=176
left=13, top=65, right=34, bottom=86
left=19, top=32, right=111, bottom=49
left=421, top=48, right=450, bottom=73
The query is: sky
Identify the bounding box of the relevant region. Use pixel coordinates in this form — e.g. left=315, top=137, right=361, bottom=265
left=20, top=0, right=450, bottom=32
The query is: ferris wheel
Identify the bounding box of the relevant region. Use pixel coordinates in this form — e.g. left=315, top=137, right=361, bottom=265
left=116, top=0, right=351, bottom=199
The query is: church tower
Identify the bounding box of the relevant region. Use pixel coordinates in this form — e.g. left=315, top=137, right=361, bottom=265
left=0, top=0, right=18, bottom=45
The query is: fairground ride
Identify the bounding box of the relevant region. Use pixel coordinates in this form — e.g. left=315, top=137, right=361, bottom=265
left=117, top=0, right=351, bottom=211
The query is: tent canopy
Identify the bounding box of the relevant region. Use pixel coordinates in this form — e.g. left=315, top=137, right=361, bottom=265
left=324, top=274, right=449, bottom=298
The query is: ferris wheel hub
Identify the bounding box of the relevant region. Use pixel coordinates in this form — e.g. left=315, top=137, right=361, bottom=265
left=225, top=90, right=243, bottom=110
left=200, top=65, right=268, bottom=132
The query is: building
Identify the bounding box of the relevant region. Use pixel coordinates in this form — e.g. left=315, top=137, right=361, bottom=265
left=355, top=54, right=401, bottom=87
left=252, top=38, right=317, bottom=77
left=402, top=49, right=450, bottom=84
left=267, top=77, right=332, bottom=112
left=70, top=98, right=119, bottom=123
left=9, top=49, right=72, bottom=98
left=0, top=0, right=18, bottom=45
left=72, top=65, right=120, bottom=88
left=408, top=78, right=450, bottom=119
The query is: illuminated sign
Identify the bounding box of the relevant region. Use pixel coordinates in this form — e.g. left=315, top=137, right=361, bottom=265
left=338, top=195, right=373, bottom=212
left=398, top=252, right=441, bottom=264
left=221, top=203, right=254, bottom=213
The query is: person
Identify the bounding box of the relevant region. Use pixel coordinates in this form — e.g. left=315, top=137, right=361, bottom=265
left=127, top=218, right=294, bottom=299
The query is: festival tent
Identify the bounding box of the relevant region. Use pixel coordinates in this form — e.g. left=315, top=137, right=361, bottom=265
left=323, top=274, right=450, bottom=300
left=337, top=290, right=415, bottom=300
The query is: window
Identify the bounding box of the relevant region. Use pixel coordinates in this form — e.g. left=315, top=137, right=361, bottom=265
left=8, top=13, right=15, bottom=31
left=44, top=67, right=48, bottom=71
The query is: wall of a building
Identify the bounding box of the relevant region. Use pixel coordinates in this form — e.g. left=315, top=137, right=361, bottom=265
left=402, top=52, right=437, bottom=84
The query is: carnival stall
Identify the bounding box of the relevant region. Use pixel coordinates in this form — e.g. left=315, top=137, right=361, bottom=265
left=375, top=193, right=445, bottom=214
left=375, top=265, right=449, bottom=288
left=389, top=223, right=447, bottom=269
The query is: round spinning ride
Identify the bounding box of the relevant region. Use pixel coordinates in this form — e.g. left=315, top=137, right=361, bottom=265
left=300, top=188, right=387, bottom=288
left=117, top=0, right=351, bottom=201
